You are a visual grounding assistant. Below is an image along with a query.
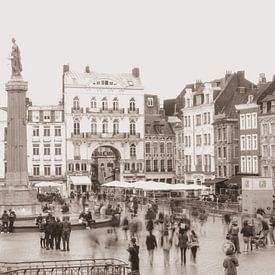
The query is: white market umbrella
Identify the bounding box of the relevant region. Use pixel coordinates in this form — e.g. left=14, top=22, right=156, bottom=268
left=35, top=182, right=63, bottom=188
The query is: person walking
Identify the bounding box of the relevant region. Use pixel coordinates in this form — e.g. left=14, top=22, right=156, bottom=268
left=39, top=219, right=46, bottom=248
left=162, top=230, right=172, bottom=267
left=223, top=247, right=239, bottom=275
left=8, top=209, right=16, bottom=233
left=178, top=230, right=189, bottom=265
left=127, top=237, right=140, bottom=274
left=122, top=216, right=129, bottom=240
left=61, top=216, right=71, bottom=251
left=146, top=231, right=157, bottom=266
left=240, top=220, right=253, bottom=253
left=190, top=230, right=199, bottom=263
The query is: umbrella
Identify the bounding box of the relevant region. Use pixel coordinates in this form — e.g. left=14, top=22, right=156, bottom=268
left=101, top=181, right=135, bottom=189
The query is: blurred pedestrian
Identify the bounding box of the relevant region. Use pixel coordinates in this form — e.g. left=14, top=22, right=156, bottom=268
left=162, top=230, right=172, bottom=267
left=223, top=247, right=239, bottom=275
left=55, top=217, right=62, bottom=249
left=1, top=210, right=9, bottom=233
left=39, top=218, right=46, bottom=248
left=127, top=237, right=140, bottom=274
left=228, top=220, right=240, bottom=254
left=146, top=231, right=157, bottom=266
left=178, top=229, right=189, bottom=265
left=8, top=209, right=16, bottom=233
left=122, top=216, right=129, bottom=240
left=190, top=230, right=199, bottom=263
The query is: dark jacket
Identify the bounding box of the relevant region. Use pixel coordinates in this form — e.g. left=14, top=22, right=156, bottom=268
left=61, top=220, right=71, bottom=235
left=2, top=213, right=10, bottom=223
left=178, top=232, right=189, bottom=248
left=128, top=244, right=139, bottom=271
left=146, top=234, right=157, bottom=250
left=56, top=221, right=63, bottom=235
left=9, top=211, right=16, bottom=222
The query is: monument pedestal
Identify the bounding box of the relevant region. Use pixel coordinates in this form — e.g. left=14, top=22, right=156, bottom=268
left=0, top=185, right=41, bottom=216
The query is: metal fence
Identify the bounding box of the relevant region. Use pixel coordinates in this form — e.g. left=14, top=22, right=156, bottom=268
left=0, top=258, right=130, bottom=275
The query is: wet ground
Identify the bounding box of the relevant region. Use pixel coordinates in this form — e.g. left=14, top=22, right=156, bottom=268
left=1, top=215, right=275, bottom=275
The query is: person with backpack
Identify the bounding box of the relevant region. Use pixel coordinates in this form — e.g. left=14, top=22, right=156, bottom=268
left=146, top=231, right=157, bottom=266
left=8, top=209, right=16, bottom=233
left=127, top=237, right=140, bottom=274
left=178, top=230, right=189, bottom=265
left=223, top=247, right=239, bottom=275
left=61, top=216, right=71, bottom=251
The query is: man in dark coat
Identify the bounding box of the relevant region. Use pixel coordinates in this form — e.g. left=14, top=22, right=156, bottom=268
left=127, top=237, right=140, bottom=273
left=61, top=216, right=71, bottom=251
left=8, top=209, right=16, bottom=233
left=44, top=219, right=52, bottom=250
left=1, top=210, right=10, bottom=233
left=55, top=217, right=62, bottom=249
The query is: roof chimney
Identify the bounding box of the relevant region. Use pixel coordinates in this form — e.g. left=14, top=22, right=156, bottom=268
left=132, top=67, right=140, bottom=78
left=85, top=65, right=91, bottom=73
left=258, top=73, right=266, bottom=85
left=63, top=64, right=70, bottom=73
left=237, top=70, right=245, bottom=79
left=195, top=79, right=202, bottom=90
left=225, top=70, right=232, bottom=81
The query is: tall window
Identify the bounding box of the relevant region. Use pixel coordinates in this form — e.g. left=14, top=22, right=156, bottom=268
left=55, top=144, right=62, bottom=155
left=74, top=144, right=80, bottom=157
left=129, top=98, right=135, bottom=111
left=167, top=159, right=173, bottom=172
left=73, top=97, right=80, bottom=110
left=161, top=160, right=165, bottom=172
left=44, top=126, right=50, bottom=136
left=271, top=123, right=275, bottom=135
left=252, top=113, right=257, bottom=129
left=33, top=144, right=39, bottom=155
left=246, top=114, right=252, bottom=129
left=91, top=97, right=97, bottom=109
left=196, top=135, right=202, bottom=146
left=252, top=134, right=257, bottom=150
left=102, top=97, right=108, bottom=111
left=130, top=144, right=136, bottom=157
left=55, top=111, right=62, bottom=122
left=130, top=120, right=136, bottom=135
left=146, top=160, right=151, bottom=172
left=223, top=147, right=227, bottom=158
left=153, top=143, right=158, bottom=154
left=241, top=156, right=246, bottom=173
left=91, top=119, right=97, bottom=134
left=262, top=145, right=269, bottom=157
left=253, top=156, right=258, bottom=172
left=262, top=124, right=269, bottom=135
left=160, top=143, right=164, bottom=153
left=54, top=126, right=61, bottom=136
left=55, top=165, right=62, bottom=176
left=196, top=114, right=201, bottom=126
left=240, top=135, right=246, bottom=150
left=44, top=165, right=51, bottom=176
left=73, top=121, right=80, bottom=135
left=167, top=143, right=172, bottom=154
left=247, top=156, right=252, bottom=173
left=153, top=160, right=158, bottom=172
left=240, top=114, right=245, bottom=129
left=147, top=97, right=153, bottom=107
left=246, top=135, right=251, bottom=150
left=102, top=119, right=108, bottom=134
left=145, top=143, right=150, bottom=153
left=33, top=126, right=39, bottom=136
left=271, top=145, right=275, bottom=157
left=44, top=144, right=50, bottom=155
left=33, top=165, right=40, bottom=176
left=113, top=98, right=119, bottom=110
left=113, top=119, right=119, bottom=135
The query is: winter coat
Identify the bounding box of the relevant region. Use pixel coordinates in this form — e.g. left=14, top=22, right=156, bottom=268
left=146, top=234, right=157, bottom=250
left=178, top=232, right=189, bottom=249
left=223, top=255, right=239, bottom=275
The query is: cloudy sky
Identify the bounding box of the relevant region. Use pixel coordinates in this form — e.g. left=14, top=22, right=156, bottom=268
left=1, top=0, right=275, bottom=106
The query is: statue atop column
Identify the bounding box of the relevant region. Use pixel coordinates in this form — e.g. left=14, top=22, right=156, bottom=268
left=10, top=38, right=22, bottom=78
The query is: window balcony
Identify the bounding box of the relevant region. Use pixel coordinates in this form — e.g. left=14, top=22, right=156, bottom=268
left=54, top=155, right=62, bottom=161
left=112, top=108, right=125, bottom=114
left=86, top=107, right=100, bottom=113
left=128, top=108, right=139, bottom=114
left=54, top=136, right=62, bottom=142
left=71, top=107, right=84, bottom=114
left=32, top=136, right=40, bottom=142
left=71, top=132, right=85, bottom=139
left=126, top=133, right=141, bottom=139
left=74, top=156, right=81, bottom=160
left=85, top=132, right=127, bottom=139
left=43, top=136, right=51, bottom=142
left=101, top=133, right=113, bottom=138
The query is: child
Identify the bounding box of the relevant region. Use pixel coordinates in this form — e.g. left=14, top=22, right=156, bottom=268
left=223, top=248, right=239, bottom=275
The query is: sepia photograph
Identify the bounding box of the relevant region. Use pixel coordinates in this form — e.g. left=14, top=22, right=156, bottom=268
left=0, top=1, right=275, bottom=274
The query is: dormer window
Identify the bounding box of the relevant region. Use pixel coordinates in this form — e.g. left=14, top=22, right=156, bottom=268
left=271, top=101, right=275, bottom=113
left=73, top=97, right=80, bottom=110
left=147, top=97, right=153, bottom=107
left=129, top=98, right=136, bottom=111
left=95, top=79, right=117, bottom=86
left=248, top=95, right=254, bottom=103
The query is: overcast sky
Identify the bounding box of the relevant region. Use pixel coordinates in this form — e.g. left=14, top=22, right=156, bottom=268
left=1, top=0, right=275, bottom=106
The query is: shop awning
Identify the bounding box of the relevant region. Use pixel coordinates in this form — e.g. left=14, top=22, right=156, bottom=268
left=70, top=176, right=91, bottom=185
left=204, top=178, right=227, bottom=187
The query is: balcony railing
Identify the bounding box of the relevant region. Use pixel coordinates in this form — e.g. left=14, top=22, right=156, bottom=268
left=71, top=132, right=85, bottom=138
left=127, top=132, right=141, bottom=139
left=86, top=107, right=101, bottom=113
left=71, top=107, right=84, bottom=114
left=99, top=108, right=125, bottom=114
left=86, top=132, right=126, bottom=139
left=128, top=108, right=139, bottom=114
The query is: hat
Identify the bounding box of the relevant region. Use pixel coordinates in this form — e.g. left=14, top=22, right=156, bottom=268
left=131, top=237, right=136, bottom=244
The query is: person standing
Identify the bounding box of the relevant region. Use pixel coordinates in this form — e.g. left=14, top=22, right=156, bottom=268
left=61, top=216, right=71, bottom=251
left=44, top=219, right=52, bottom=250
left=240, top=220, right=253, bottom=253
left=146, top=231, right=157, bottom=266
left=223, top=213, right=231, bottom=235
left=178, top=230, right=189, bottom=265
left=122, top=216, right=129, bottom=240
left=8, top=209, right=16, bottom=233
left=127, top=237, right=140, bottom=274
left=223, top=248, right=239, bottom=275
left=39, top=219, right=46, bottom=248
left=228, top=220, right=240, bottom=254
left=190, top=230, right=199, bottom=263
left=1, top=210, right=9, bottom=233
left=55, top=218, right=62, bottom=249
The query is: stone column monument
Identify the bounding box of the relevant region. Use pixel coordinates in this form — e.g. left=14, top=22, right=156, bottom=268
left=0, top=39, right=40, bottom=216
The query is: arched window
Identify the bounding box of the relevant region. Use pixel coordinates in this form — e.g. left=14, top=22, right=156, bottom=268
left=102, top=97, right=108, bottom=111
left=113, top=97, right=119, bottom=111
left=113, top=119, right=119, bottom=135
left=75, top=163, right=80, bottom=171
left=130, top=119, right=136, bottom=135
left=91, top=119, right=97, bottom=134
left=130, top=144, right=136, bottom=157
left=91, top=97, right=97, bottom=109
left=129, top=98, right=135, bottom=111
left=102, top=119, right=108, bottom=134
left=73, top=120, right=80, bottom=135
left=73, top=97, right=80, bottom=110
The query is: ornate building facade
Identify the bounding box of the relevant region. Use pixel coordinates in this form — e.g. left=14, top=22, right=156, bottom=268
left=63, top=65, right=145, bottom=192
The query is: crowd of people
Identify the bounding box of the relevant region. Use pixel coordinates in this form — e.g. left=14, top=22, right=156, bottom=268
left=1, top=209, right=16, bottom=233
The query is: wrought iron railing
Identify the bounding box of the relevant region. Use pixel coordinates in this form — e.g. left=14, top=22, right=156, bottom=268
left=0, top=258, right=130, bottom=275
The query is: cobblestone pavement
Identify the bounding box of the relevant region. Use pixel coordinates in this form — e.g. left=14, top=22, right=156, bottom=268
left=1, top=215, right=275, bottom=275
